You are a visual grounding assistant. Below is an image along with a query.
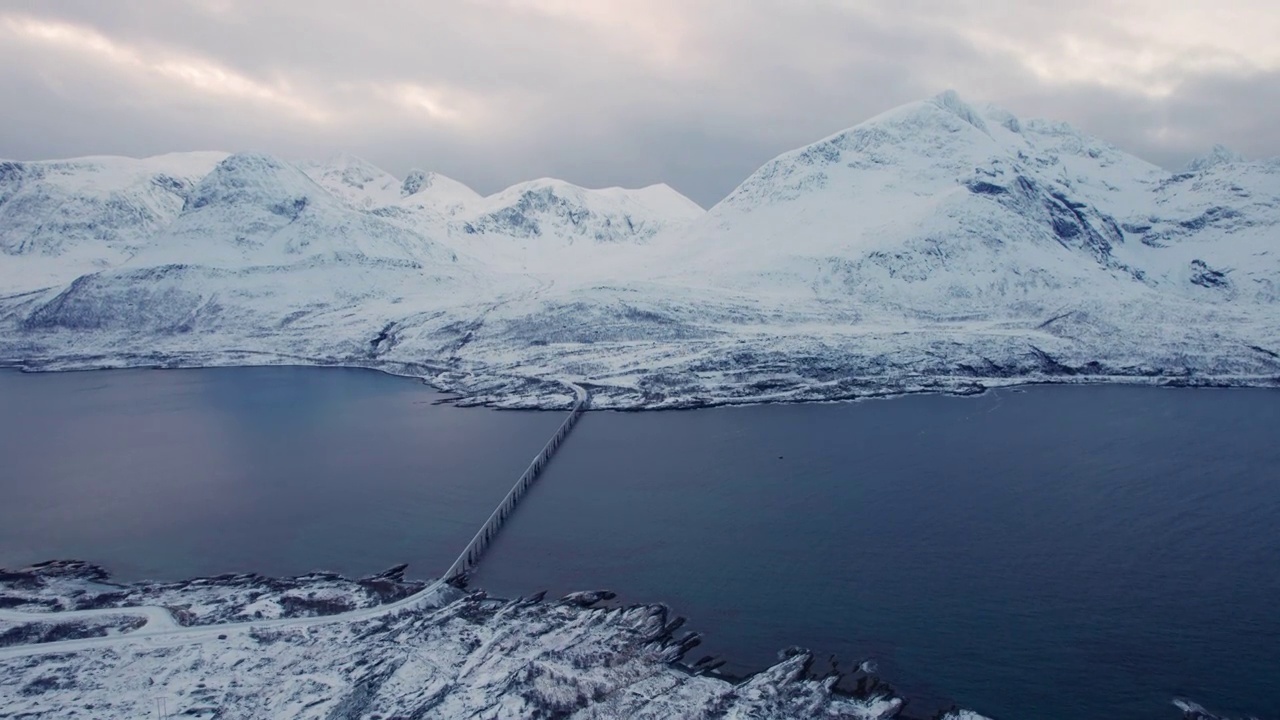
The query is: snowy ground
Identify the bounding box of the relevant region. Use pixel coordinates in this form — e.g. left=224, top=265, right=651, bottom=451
left=0, top=562, right=944, bottom=719
left=0, top=562, right=1248, bottom=719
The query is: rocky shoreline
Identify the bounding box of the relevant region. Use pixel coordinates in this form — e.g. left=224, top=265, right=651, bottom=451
left=0, top=561, right=927, bottom=719
left=0, top=561, right=1258, bottom=719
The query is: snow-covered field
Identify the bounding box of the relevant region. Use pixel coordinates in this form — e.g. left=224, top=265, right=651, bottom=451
left=2, top=91, right=1277, bottom=408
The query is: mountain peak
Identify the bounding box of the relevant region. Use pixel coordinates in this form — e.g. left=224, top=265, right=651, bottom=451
left=298, top=154, right=400, bottom=209
left=188, top=152, right=323, bottom=213
left=932, top=90, right=990, bottom=134
left=396, top=169, right=479, bottom=209
left=1186, top=144, right=1245, bottom=172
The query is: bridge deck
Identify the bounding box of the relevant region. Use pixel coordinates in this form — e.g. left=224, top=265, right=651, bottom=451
left=442, top=382, right=589, bottom=583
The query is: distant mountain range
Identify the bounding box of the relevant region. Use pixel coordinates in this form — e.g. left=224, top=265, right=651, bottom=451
left=2, top=91, right=1277, bottom=407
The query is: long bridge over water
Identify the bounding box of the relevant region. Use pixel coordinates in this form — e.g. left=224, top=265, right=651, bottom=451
left=442, top=381, right=589, bottom=583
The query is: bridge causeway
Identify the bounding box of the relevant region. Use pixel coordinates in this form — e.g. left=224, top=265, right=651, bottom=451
left=441, top=381, right=589, bottom=583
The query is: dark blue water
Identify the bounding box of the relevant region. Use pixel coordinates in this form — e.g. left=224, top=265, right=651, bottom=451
left=471, top=386, right=1280, bottom=720
left=0, top=367, right=562, bottom=581
left=2, top=371, right=1277, bottom=719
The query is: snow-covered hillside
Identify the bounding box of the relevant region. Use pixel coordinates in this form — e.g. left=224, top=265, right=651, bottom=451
left=298, top=152, right=404, bottom=210
left=1, top=91, right=1277, bottom=407
left=0, top=152, right=227, bottom=292
left=671, top=92, right=1173, bottom=310
left=139, top=152, right=463, bottom=269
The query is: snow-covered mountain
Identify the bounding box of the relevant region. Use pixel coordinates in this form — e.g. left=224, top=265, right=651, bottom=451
left=302, top=155, right=703, bottom=272
left=396, top=169, right=482, bottom=214
left=12, top=153, right=502, bottom=346
left=297, top=152, right=404, bottom=210
left=1, top=92, right=1277, bottom=407
left=458, top=178, right=702, bottom=242
left=666, top=91, right=1268, bottom=312
left=140, top=152, right=461, bottom=269
left=0, top=152, right=228, bottom=292
left=434, top=178, right=704, bottom=273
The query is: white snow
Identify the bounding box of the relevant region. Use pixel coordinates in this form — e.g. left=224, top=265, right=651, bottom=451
left=1, top=91, right=1278, bottom=408
left=0, top=152, right=227, bottom=292
left=297, top=152, right=404, bottom=210
left=0, top=563, right=910, bottom=719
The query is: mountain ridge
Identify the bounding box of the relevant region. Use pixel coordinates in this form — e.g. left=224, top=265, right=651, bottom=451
left=1, top=91, right=1276, bottom=408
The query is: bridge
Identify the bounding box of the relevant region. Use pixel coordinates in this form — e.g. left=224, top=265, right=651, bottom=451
left=0, top=380, right=590, bottom=660
left=442, top=381, right=588, bottom=583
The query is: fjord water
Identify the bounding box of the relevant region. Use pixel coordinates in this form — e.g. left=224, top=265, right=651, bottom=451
left=2, top=370, right=1277, bottom=719
left=471, top=386, right=1280, bottom=720
left=0, top=367, right=563, bottom=581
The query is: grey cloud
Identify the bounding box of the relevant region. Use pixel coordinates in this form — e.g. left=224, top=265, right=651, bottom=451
left=1, top=1, right=1277, bottom=208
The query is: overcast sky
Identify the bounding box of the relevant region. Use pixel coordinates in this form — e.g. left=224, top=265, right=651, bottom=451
left=2, top=0, right=1278, bottom=207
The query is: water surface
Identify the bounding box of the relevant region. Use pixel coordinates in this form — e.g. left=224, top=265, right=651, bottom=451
left=2, top=370, right=1277, bottom=719
left=0, top=366, right=562, bottom=581
left=472, top=386, right=1280, bottom=720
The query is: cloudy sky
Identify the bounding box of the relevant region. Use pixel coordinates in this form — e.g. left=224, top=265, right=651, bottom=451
left=2, top=0, right=1277, bottom=207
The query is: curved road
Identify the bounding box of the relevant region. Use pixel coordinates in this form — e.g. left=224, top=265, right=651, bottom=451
left=0, top=381, right=589, bottom=661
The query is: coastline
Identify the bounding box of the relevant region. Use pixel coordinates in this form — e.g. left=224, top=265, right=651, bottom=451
left=0, top=560, right=1249, bottom=719
left=4, top=349, right=1277, bottom=412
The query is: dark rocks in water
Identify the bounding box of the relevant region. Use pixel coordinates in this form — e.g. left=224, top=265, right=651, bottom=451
left=360, top=563, right=410, bottom=583
left=0, top=560, right=113, bottom=588
left=648, top=615, right=687, bottom=644
left=561, top=590, right=617, bottom=607
left=691, top=654, right=727, bottom=675
left=674, top=631, right=702, bottom=655
left=1174, top=699, right=1246, bottom=720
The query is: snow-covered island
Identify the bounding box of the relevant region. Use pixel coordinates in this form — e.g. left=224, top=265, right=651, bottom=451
left=1, top=91, right=1277, bottom=408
